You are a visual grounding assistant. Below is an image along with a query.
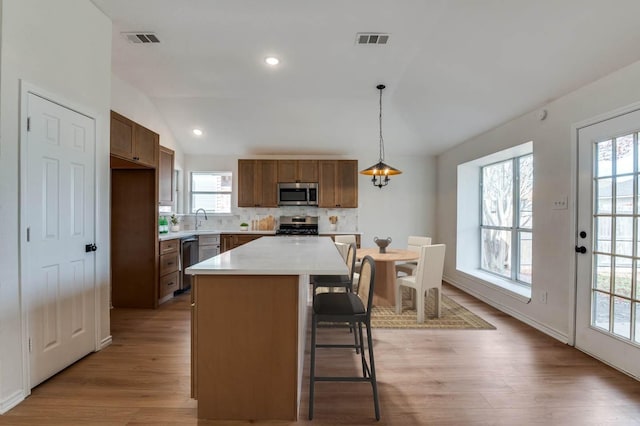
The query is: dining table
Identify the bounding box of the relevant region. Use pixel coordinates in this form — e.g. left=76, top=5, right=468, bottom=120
left=357, top=248, right=419, bottom=307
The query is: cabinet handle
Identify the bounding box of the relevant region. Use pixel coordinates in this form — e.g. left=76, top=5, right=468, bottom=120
left=133, top=156, right=140, bottom=160
left=167, top=281, right=174, bottom=286
left=167, top=262, right=174, bottom=265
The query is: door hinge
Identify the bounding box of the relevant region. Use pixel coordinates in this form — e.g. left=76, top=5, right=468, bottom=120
left=27, top=117, right=31, bottom=132
left=26, top=227, right=30, bottom=242
left=28, top=337, right=32, bottom=353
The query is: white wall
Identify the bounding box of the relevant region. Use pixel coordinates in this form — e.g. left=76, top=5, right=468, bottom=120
left=110, top=74, right=184, bottom=171
left=184, top=152, right=436, bottom=248
left=0, top=0, right=111, bottom=412
left=437, top=59, right=640, bottom=341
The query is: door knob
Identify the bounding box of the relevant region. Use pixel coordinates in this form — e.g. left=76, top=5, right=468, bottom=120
left=85, top=244, right=97, bottom=253
left=579, top=231, right=587, bottom=238
left=575, top=246, right=587, bottom=254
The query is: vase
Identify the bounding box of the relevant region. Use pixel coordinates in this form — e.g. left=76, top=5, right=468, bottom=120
left=374, top=236, right=392, bottom=253
left=170, top=225, right=179, bottom=232
left=329, top=223, right=337, bottom=231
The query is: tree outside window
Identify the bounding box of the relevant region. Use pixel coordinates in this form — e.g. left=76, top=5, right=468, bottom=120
left=481, top=154, right=533, bottom=284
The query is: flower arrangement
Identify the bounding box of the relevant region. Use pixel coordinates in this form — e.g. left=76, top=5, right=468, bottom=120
left=329, top=216, right=338, bottom=224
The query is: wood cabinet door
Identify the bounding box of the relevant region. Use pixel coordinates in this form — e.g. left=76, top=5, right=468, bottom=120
left=277, top=160, right=297, bottom=183
left=337, top=160, right=358, bottom=208
left=297, top=160, right=318, bottom=182
left=237, top=160, right=257, bottom=207
left=258, top=160, right=278, bottom=207
left=318, top=160, right=338, bottom=207
left=134, top=124, right=159, bottom=168
left=110, top=111, right=134, bottom=159
left=158, top=146, right=175, bottom=207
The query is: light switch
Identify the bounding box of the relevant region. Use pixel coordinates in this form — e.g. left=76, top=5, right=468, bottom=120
left=552, top=196, right=568, bottom=210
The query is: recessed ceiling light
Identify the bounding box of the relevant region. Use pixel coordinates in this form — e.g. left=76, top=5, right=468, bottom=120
left=265, top=56, right=280, bottom=66
left=192, top=129, right=203, bottom=136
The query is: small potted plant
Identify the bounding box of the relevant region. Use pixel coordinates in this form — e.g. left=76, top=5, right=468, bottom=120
left=240, top=222, right=249, bottom=231
left=328, top=216, right=338, bottom=231
left=170, top=214, right=180, bottom=232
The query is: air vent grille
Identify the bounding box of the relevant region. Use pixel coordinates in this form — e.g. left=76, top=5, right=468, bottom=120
left=122, top=32, right=160, bottom=44
left=356, top=33, right=389, bottom=45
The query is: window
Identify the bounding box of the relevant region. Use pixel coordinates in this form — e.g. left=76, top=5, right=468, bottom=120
left=480, top=154, right=533, bottom=284
left=190, top=172, right=232, bottom=213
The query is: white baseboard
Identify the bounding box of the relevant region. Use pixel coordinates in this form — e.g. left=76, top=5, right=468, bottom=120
left=0, top=389, right=25, bottom=415
left=99, top=335, right=113, bottom=350
left=444, top=275, right=570, bottom=344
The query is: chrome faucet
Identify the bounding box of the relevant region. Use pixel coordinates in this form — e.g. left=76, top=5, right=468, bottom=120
left=195, top=208, right=208, bottom=230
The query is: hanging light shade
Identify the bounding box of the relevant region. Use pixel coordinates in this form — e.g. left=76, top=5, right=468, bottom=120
left=360, top=84, right=402, bottom=188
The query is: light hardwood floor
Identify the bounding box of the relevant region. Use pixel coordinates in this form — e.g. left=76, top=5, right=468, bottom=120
left=2, top=284, right=640, bottom=425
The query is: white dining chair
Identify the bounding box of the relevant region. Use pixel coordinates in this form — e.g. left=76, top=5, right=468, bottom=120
left=395, top=244, right=445, bottom=323
left=335, top=235, right=361, bottom=272
left=395, top=236, right=432, bottom=276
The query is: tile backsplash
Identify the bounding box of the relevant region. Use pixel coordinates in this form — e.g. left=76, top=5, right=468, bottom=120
left=172, top=207, right=358, bottom=233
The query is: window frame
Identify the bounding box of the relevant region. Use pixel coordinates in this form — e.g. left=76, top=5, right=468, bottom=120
left=190, top=171, right=233, bottom=214
left=480, top=153, right=533, bottom=285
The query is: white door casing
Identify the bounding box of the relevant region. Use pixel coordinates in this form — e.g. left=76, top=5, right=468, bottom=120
left=23, top=92, right=97, bottom=387
left=576, top=108, right=640, bottom=379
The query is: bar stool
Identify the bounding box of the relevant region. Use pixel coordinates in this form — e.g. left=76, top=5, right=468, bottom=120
left=308, top=255, right=380, bottom=421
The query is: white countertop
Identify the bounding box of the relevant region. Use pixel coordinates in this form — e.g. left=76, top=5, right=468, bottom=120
left=159, top=230, right=276, bottom=241
left=186, top=236, right=348, bottom=276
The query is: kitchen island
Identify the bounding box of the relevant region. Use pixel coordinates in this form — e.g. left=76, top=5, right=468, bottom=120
left=185, top=236, right=347, bottom=421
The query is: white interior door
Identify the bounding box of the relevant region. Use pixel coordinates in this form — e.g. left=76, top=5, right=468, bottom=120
left=24, top=92, right=97, bottom=387
left=576, top=108, right=640, bottom=379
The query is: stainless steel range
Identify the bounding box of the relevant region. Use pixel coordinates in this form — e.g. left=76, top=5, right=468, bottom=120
left=276, top=215, right=319, bottom=235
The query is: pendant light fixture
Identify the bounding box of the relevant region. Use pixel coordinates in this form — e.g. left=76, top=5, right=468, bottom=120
left=360, top=84, right=402, bottom=188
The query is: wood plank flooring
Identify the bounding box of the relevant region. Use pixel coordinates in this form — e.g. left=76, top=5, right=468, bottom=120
left=2, top=284, right=640, bottom=425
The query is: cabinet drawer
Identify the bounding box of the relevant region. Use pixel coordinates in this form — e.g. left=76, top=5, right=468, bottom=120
left=160, top=239, right=179, bottom=255
left=159, top=271, right=179, bottom=298
left=160, top=252, right=179, bottom=276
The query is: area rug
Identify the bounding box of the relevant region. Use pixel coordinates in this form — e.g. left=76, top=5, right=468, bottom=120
left=371, top=289, right=496, bottom=330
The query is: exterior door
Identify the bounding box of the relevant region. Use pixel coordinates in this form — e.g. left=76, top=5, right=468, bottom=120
left=576, top=108, right=640, bottom=379
left=24, top=93, right=97, bottom=387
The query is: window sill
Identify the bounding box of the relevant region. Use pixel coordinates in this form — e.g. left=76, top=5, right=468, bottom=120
left=458, top=268, right=532, bottom=303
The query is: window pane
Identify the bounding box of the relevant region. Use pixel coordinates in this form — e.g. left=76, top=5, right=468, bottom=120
left=481, top=228, right=511, bottom=278
left=596, top=140, right=613, bottom=177
left=615, top=217, right=633, bottom=256
left=596, top=216, right=612, bottom=253
left=518, top=231, right=532, bottom=284
left=635, top=303, right=640, bottom=344
left=612, top=296, right=631, bottom=339
left=596, top=178, right=612, bottom=214
left=613, top=257, right=632, bottom=298
left=191, top=194, right=231, bottom=213
left=482, top=160, right=513, bottom=227
left=595, top=254, right=611, bottom=292
left=615, top=175, right=634, bottom=214
left=519, top=155, right=533, bottom=229
left=592, top=291, right=610, bottom=330
left=192, top=172, right=232, bottom=192
left=615, top=134, right=634, bottom=175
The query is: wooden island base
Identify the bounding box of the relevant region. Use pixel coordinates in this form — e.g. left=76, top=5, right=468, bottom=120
left=192, top=274, right=305, bottom=421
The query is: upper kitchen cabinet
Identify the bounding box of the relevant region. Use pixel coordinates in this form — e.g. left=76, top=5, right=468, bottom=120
left=318, top=160, right=358, bottom=208
left=277, top=160, right=318, bottom=183
left=110, top=110, right=159, bottom=168
left=238, top=159, right=278, bottom=207
left=158, top=145, right=175, bottom=208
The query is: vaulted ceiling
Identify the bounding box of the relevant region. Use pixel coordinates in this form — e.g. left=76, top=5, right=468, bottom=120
left=92, top=0, right=640, bottom=157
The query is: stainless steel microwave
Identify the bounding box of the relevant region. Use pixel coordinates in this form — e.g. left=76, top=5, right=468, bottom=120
left=277, top=182, right=319, bottom=206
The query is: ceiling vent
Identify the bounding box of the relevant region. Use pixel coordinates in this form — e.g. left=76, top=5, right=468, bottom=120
left=122, top=32, right=160, bottom=44
left=355, top=33, right=389, bottom=45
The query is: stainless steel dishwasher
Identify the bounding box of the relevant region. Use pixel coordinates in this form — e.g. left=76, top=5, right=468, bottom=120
left=198, top=234, right=220, bottom=261
left=179, top=236, right=199, bottom=291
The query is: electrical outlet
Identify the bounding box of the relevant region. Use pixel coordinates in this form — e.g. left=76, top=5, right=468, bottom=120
left=552, top=196, right=568, bottom=210
left=541, top=291, right=548, bottom=304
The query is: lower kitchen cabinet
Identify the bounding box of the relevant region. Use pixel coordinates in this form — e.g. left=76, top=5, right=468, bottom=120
left=221, top=233, right=263, bottom=252
left=159, top=239, right=179, bottom=302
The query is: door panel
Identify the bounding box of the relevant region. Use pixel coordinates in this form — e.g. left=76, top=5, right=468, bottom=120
left=576, top=108, right=640, bottom=379
left=26, top=93, right=96, bottom=387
